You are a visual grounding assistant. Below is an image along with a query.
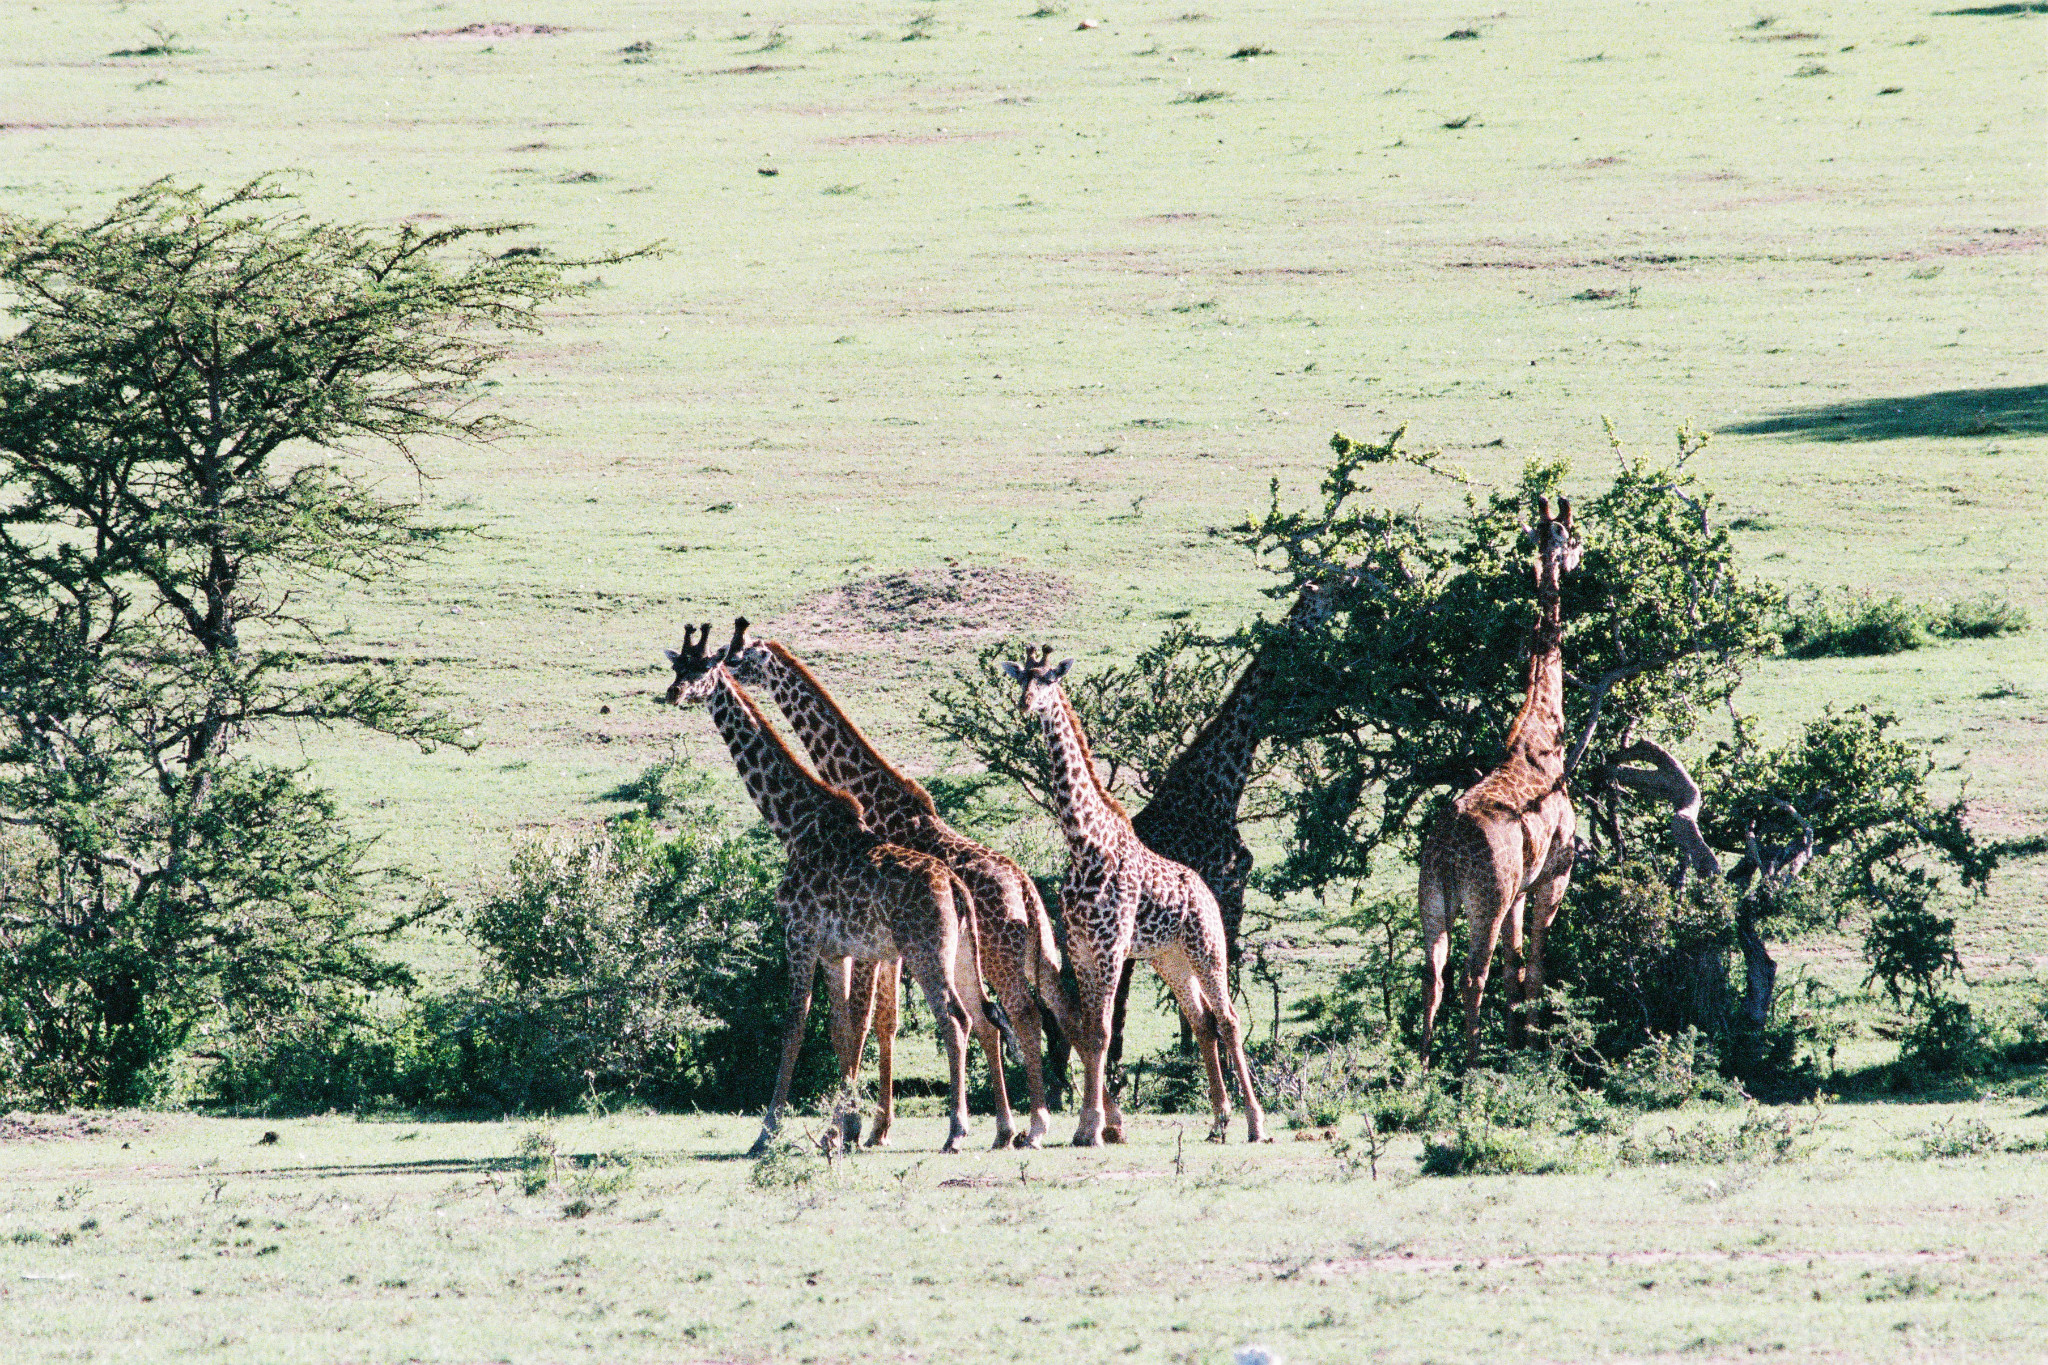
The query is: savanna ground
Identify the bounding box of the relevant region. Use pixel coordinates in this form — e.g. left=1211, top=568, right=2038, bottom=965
left=3, top=1, right=2045, bottom=1360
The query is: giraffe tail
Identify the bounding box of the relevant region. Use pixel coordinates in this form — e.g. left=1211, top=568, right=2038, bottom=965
left=954, top=873, right=1022, bottom=1057
left=1021, top=873, right=1069, bottom=1008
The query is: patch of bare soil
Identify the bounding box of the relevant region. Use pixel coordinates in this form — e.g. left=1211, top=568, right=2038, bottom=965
left=1, top=1112, right=150, bottom=1143
left=706, top=63, right=805, bottom=76
left=1311, top=1248, right=1968, bottom=1277
left=764, top=567, right=1076, bottom=656
left=408, top=23, right=566, bottom=40
left=825, top=130, right=1017, bottom=145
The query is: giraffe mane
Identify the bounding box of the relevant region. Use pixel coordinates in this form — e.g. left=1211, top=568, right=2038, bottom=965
left=765, top=641, right=939, bottom=819
left=1055, top=689, right=1129, bottom=822
left=722, top=671, right=869, bottom=830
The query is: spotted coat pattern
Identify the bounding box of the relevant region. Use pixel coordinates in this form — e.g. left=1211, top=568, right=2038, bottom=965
left=1115, top=581, right=1340, bottom=1066
left=728, top=631, right=1073, bottom=1148
left=664, top=625, right=991, bottom=1154
left=1417, top=499, right=1584, bottom=1064
left=1006, top=649, right=1268, bottom=1147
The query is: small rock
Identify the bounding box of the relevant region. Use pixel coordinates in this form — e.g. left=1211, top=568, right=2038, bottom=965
left=1077, top=18, right=1100, bottom=29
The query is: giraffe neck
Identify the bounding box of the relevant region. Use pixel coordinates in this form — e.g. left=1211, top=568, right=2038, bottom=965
left=1038, top=689, right=1129, bottom=856
left=751, top=643, right=932, bottom=834
left=703, top=671, right=866, bottom=852
left=1500, top=594, right=1566, bottom=774
left=1140, top=581, right=1323, bottom=827
left=1141, top=654, right=1265, bottom=823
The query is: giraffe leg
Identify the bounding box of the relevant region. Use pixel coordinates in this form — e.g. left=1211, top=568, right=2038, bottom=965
left=1520, top=864, right=1572, bottom=1045
left=1102, top=957, right=1137, bottom=1144
left=752, top=933, right=819, bottom=1157
left=1068, top=942, right=1120, bottom=1148
left=989, top=922, right=1052, bottom=1148
left=1504, top=891, right=1530, bottom=1050
left=823, top=956, right=868, bottom=1148
left=1462, top=869, right=1517, bottom=1063
left=1418, top=863, right=1453, bottom=1068
left=958, top=928, right=1017, bottom=1151
left=904, top=947, right=972, bottom=1155
left=1150, top=945, right=1232, bottom=1142
left=1208, top=980, right=1268, bottom=1144
left=865, top=960, right=899, bottom=1147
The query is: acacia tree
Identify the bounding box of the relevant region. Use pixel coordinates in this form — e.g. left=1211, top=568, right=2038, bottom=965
left=1231, top=425, right=1782, bottom=891
left=0, top=177, right=615, bottom=1104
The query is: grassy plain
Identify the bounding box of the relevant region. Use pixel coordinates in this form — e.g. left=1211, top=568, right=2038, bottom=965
left=2, top=3, right=2046, bottom=1359
left=4, top=1104, right=2048, bottom=1365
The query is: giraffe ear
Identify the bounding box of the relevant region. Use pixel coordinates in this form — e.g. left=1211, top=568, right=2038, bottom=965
left=664, top=649, right=681, bottom=665
left=1000, top=662, right=1026, bottom=683
left=1049, top=659, right=1073, bottom=681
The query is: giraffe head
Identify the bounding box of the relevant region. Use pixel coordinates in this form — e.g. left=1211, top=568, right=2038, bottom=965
left=662, top=620, right=733, bottom=706
left=722, top=616, right=774, bottom=690
left=1531, top=495, right=1583, bottom=600
left=1001, top=643, right=1073, bottom=718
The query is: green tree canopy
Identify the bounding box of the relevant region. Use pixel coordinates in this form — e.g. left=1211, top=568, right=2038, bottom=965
left=0, top=177, right=623, bottom=1104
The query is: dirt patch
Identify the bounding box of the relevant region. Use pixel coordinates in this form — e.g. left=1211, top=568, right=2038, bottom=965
left=408, top=23, right=566, bottom=40
left=705, top=63, right=805, bottom=76
left=764, top=567, right=1077, bottom=656
left=1, top=118, right=199, bottom=132
left=825, top=130, right=1018, bottom=146
left=1, top=1112, right=150, bottom=1143
left=1310, top=1248, right=1969, bottom=1277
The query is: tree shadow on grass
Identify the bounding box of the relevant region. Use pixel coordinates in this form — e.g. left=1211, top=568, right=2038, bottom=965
left=1723, top=383, right=2048, bottom=442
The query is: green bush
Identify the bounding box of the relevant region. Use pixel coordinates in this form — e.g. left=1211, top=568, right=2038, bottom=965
left=1603, top=1028, right=1745, bottom=1110
left=1420, top=1123, right=1590, bottom=1176
left=1780, top=589, right=1927, bottom=657
left=206, top=765, right=846, bottom=1116
left=1896, top=997, right=1996, bottom=1077
left=1616, top=1101, right=1823, bottom=1166
left=1781, top=588, right=2029, bottom=657
left=1927, top=594, right=2029, bottom=640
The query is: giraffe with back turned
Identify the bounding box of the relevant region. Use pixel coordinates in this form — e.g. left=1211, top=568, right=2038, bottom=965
left=726, top=620, right=1073, bottom=1147
left=1111, top=579, right=1341, bottom=1076
left=1417, top=496, right=1584, bottom=1064
left=1004, top=645, right=1267, bottom=1147
left=662, top=622, right=1000, bottom=1154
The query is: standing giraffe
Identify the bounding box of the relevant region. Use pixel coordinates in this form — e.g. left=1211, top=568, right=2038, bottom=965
left=1417, top=496, right=1584, bottom=1064
left=662, top=622, right=996, bottom=1154
left=726, top=620, right=1073, bottom=1147
left=1113, top=579, right=1340, bottom=1070
left=1005, top=646, right=1267, bottom=1147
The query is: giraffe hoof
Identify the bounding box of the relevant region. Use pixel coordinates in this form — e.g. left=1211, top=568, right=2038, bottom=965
left=991, top=1131, right=1017, bottom=1151
left=1071, top=1131, right=1102, bottom=1148
left=863, top=1132, right=893, bottom=1149
left=1101, top=1125, right=1126, bottom=1145
left=1013, top=1132, right=1044, bottom=1150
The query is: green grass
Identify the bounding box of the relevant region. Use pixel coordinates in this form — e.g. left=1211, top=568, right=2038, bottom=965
left=2, top=3, right=2046, bottom=1354
left=3, top=1105, right=2048, bottom=1363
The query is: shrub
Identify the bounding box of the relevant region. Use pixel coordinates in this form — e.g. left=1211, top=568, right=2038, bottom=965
left=1616, top=1101, right=1823, bottom=1166
left=1896, top=997, right=1995, bottom=1077
left=1781, top=589, right=1925, bottom=657
left=1927, top=594, right=2029, bottom=640
left=1420, top=1123, right=1591, bottom=1176
left=205, top=764, right=844, bottom=1115
left=1604, top=1028, right=1745, bottom=1110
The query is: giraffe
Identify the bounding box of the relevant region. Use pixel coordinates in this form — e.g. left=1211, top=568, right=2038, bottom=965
left=1005, top=645, right=1268, bottom=1147
left=1417, top=496, right=1584, bottom=1064
left=1113, top=579, right=1340, bottom=1072
left=725, top=620, right=1073, bottom=1147
left=661, top=622, right=996, bottom=1155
